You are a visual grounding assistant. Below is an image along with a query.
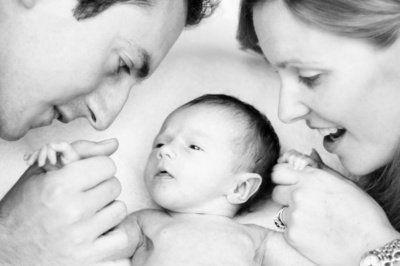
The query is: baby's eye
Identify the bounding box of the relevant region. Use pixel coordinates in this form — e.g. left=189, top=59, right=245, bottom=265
left=189, top=145, right=203, bottom=151
left=155, top=143, right=164, bottom=148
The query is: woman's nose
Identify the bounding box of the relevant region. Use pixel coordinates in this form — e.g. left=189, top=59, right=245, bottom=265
left=157, top=145, right=176, bottom=160
left=278, top=83, right=310, bottom=124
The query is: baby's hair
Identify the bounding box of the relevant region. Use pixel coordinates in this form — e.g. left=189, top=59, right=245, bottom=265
left=181, top=94, right=280, bottom=214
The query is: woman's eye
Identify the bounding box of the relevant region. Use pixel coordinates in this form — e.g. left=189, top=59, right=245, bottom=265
left=189, top=145, right=202, bottom=151
left=298, top=74, right=321, bottom=88
left=117, top=58, right=131, bottom=75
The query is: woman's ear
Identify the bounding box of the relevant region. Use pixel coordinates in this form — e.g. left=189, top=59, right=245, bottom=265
left=227, top=173, right=262, bottom=204
left=19, top=0, right=37, bottom=9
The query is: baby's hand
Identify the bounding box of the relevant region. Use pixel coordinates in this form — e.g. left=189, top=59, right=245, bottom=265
left=278, top=149, right=319, bottom=170
left=24, top=141, right=81, bottom=171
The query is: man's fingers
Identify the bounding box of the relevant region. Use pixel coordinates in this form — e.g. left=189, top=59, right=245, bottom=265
left=86, top=200, right=127, bottom=239
left=68, top=201, right=128, bottom=262
left=92, top=225, right=130, bottom=262
left=57, top=156, right=117, bottom=190
left=71, top=138, right=119, bottom=159
left=83, top=177, right=122, bottom=213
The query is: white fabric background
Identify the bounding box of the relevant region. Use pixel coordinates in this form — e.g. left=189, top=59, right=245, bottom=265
left=0, top=3, right=343, bottom=264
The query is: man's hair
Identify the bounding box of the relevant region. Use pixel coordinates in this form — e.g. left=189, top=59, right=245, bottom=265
left=182, top=94, right=280, bottom=215
left=73, top=0, right=220, bottom=27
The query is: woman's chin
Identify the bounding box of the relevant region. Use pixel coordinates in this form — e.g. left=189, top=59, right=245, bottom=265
left=340, top=157, right=382, bottom=177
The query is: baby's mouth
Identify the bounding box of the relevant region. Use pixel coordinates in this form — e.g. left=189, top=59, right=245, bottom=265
left=156, top=170, right=174, bottom=179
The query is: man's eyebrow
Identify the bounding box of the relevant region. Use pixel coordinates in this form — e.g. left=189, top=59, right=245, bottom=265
left=137, top=47, right=151, bottom=79
left=128, top=0, right=156, bottom=7
left=275, top=59, right=320, bottom=69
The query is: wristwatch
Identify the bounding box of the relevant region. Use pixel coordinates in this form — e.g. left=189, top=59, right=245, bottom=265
left=360, top=239, right=400, bottom=266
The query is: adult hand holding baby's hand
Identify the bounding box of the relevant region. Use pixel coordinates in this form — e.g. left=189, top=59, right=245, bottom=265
left=0, top=139, right=129, bottom=266
left=272, top=150, right=399, bottom=266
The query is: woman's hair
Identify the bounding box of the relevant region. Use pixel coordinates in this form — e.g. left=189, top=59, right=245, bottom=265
left=237, top=0, right=400, bottom=53
left=182, top=94, right=281, bottom=215
left=73, top=0, right=220, bottom=26
left=237, top=0, right=400, bottom=231
left=361, top=148, right=400, bottom=231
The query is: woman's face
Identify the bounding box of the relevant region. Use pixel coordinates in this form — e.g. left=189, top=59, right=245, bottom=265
left=253, top=0, right=400, bottom=175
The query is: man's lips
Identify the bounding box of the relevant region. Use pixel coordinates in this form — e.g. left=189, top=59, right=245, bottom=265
left=54, top=107, right=62, bottom=121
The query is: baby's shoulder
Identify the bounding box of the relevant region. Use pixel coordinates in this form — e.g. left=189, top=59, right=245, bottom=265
left=133, top=208, right=168, bottom=218
left=239, top=223, right=273, bottom=248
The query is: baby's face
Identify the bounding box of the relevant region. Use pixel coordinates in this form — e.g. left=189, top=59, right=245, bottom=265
left=144, top=105, right=243, bottom=213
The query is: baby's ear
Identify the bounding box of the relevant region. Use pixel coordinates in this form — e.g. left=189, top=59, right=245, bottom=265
left=19, top=0, right=37, bottom=9
left=227, top=173, right=262, bottom=204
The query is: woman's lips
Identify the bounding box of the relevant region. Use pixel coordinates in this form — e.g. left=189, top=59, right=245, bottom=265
left=323, top=128, right=346, bottom=153
left=325, top=128, right=346, bottom=142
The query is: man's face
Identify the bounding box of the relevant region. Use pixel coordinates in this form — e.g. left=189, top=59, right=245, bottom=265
left=0, top=0, right=186, bottom=140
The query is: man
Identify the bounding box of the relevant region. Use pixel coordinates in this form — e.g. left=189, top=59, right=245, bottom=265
left=0, top=0, right=218, bottom=265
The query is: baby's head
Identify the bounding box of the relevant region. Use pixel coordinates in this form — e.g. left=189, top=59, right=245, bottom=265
left=144, top=94, right=280, bottom=216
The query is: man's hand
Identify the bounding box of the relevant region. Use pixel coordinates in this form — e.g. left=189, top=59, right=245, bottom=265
left=0, top=139, right=129, bottom=265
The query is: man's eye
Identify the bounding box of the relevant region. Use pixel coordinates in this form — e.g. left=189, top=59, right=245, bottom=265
left=189, top=145, right=202, bottom=151
left=117, top=58, right=131, bottom=75
left=298, top=74, right=321, bottom=88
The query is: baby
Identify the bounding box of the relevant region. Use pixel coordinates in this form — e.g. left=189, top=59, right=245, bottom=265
left=25, top=94, right=315, bottom=266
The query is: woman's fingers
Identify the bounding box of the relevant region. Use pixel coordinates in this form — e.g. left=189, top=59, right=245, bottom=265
left=272, top=163, right=301, bottom=185
left=272, top=185, right=293, bottom=206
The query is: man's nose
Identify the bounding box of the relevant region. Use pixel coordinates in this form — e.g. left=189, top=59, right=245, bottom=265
left=88, top=84, right=132, bottom=131
left=278, top=83, right=310, bottom=124
left=157, top=145, right=176, bottom=160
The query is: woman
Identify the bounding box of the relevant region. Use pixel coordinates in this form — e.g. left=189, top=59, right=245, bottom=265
left=238, top=0, right=400, bottom=265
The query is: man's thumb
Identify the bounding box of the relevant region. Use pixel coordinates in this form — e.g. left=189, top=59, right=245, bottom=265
left=71, top=138, right=119, bottom=159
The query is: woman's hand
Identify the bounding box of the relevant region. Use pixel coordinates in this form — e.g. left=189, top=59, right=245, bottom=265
left=272, top=151, right=400, bottom=266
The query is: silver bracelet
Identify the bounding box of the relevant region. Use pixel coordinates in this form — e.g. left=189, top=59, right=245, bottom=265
left=360, top=239, right=400, bottom=266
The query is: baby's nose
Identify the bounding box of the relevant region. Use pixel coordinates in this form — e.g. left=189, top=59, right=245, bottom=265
left=157, top=145, right=176, bottom=160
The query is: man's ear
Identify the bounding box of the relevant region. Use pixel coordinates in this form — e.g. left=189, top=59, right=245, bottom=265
left=19, top=0, right=37, bottom=9
left=227, top=173, right=262, bottom=204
